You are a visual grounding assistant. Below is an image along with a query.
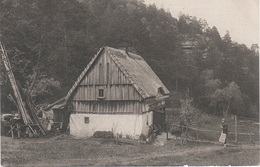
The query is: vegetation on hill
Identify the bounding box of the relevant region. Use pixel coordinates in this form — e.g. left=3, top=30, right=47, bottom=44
left=1, top=0, right=258, bottom=117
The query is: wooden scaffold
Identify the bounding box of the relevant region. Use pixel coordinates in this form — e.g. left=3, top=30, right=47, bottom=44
left=1, top=42, right=46, bottom=138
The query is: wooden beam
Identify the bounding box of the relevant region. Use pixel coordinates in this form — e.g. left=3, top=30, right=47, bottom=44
left=74, top=111, right=143, bottom=115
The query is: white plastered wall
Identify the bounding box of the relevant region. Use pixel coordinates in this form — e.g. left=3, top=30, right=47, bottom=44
left=141, top=111, right=153, bottom=136
left=70, top=112, right=153, bottom=139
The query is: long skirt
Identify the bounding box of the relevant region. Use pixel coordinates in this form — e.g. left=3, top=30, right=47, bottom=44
left=219, top=132, right=227, bottom=144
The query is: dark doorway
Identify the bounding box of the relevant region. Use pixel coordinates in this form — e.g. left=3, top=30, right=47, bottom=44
left=53, top=108, right=70, bottom=132
left=153, top=108, right=166, bottom=133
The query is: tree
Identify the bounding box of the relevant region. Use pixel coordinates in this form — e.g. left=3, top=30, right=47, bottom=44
left=0, top=0, right=96, bottom=109
left=178, top=92, right=200, bottom=131
left=193, top=69, right=221, bottom=111
left=222, top=31, right=232, bottom=46
left=210, top=82, right=244, bottom=117
left=177, top=14, right=205, bottom=35
left=1, top=0, right=258, bottom=118
left=250, top=44, right=259, bottom=55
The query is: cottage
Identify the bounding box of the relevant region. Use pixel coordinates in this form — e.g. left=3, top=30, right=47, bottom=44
left=61, top=46, right=169, bottom=139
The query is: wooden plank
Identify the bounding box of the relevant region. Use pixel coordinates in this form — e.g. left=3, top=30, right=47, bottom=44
left=107, top=62, right=109, bottom=85
left=87, top=68, right=91, bottom=85
left=24, top=97, right=46, bottom=135
left=235, top=115, right=238, bottom=143
left=90, top=86, right=92, bottom=100
left=107, top=85, right=111, bottom=100
left=84, top=86, right=86, bottom=100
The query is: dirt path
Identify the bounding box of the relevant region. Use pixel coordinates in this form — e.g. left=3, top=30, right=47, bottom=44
left=94, top=144, right=259, bottom=166
left=2, top=135, right=259, bottom=166
left=102, top=145, right=222, bottom=165
left=14, top=143, right=259, bottom=166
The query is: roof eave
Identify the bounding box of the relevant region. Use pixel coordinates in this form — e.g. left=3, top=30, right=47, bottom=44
left=43, top=97, right=65, bottom=111
left=143, top=94, right=170, bottom=103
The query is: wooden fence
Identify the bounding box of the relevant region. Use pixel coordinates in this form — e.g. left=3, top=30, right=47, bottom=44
left=168, top=123, right=255, bottom=143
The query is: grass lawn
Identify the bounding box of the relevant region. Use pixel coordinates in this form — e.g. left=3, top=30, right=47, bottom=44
left=1, top=111, right=259, bottom=166
left=165, top=108, right=259, bottom=144
left=1, top=133, right=259, bottom=166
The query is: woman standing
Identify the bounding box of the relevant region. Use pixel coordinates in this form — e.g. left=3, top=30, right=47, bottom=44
left=219, top=118, right=228, bottom=147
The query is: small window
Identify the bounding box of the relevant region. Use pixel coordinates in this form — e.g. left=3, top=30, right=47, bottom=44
left=98, top=88, right=104, bottom=98
left=158, top=87, right=165, bottom=95
left=84, top=117, right=89, bottom=124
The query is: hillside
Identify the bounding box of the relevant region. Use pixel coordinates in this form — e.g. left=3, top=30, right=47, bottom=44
left=0, top=0, right=259, bottom=117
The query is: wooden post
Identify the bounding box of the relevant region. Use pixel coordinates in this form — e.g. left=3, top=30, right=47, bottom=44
left=17, top=124, right=21, bottom=138
left=249, top=134, right=252, bottom=143
left=196, top=132, right=199, bottom=140
left=166, top=124, right=169, bottom=140
left=116, top=133, right=118, bottom=145
left=11, top=125, right=14, bottom=139
left=235, top=115, right=238, bottom=143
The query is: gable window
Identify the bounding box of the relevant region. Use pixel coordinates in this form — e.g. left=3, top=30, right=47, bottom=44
left=84, top=117, right=89, bottom=124
left=98, top=88, right=104, bottom=98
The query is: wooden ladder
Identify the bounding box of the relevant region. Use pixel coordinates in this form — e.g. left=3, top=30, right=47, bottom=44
left=1, top=42, right=46, bottom=136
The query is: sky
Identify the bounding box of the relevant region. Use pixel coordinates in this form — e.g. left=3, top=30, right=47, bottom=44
left=144, top=0, right=259, bottom=47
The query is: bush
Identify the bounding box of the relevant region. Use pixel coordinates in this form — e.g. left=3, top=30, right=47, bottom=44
left=139, top=134, right=146, bottom=141
left=192, top=112, right=212, bottom=126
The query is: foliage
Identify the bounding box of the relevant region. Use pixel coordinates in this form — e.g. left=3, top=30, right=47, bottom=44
left=26, top=76, right=61, bottom=103
left=205, top=79, right=222, bottom=95
left=0, top=0, right=258, bottom=117
left=210, top=82, right=244, bottom=116
left=179, top=94, right=197, bottom=127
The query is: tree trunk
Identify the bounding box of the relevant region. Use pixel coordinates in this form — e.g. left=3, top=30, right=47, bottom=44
left=27, top=49, right=42, bottom=100
left=225, top=100, right=231, bottom=117
left=175, top=78, right=178, bottom=91
left=27, top=70, right=38, bottom=98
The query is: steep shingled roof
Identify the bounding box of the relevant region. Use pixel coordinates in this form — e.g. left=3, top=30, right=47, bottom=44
left=65, top=46, right=169, bottom=101
left=107, top=47, right=169, bottom=98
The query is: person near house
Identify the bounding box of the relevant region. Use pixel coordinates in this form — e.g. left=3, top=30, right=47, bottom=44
left=219, top=118, right=228, bottom=147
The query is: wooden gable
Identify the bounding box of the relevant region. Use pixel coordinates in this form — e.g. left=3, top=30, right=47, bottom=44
left=66, top=46, right=169, bottom=114
left=72, top=49, right=142, bottom=101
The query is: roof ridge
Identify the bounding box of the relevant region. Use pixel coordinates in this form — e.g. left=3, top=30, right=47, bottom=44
left=108, top=49, right=148, bottom=99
